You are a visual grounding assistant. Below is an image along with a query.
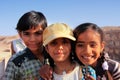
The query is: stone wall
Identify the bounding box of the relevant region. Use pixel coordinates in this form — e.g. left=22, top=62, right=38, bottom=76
left=102, top=27, right=120, bottom=62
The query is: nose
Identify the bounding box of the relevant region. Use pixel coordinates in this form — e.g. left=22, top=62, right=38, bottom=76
left=29, top=35, right=36, bottom=41
left=58, top=44, right=63, bottom=53
left=59, top=44, right=63, bottom=50
left=84, top=45, right=92, bottom=54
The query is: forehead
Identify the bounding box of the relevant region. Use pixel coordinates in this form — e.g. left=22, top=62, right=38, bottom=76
left=23, top=25, right=43, bottom=32
left=53, top=38, right=70, bottom=41
left=77, top=29, right=101, bottom=42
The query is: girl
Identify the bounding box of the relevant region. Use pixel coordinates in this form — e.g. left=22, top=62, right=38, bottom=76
left=73, top=22, right=120, bottom=80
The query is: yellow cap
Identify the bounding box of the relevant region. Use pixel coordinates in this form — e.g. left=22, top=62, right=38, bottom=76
left=43, top=23, right=76, bottom=46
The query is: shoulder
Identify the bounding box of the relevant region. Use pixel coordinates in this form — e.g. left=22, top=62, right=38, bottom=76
left=107, top=59, right=120, bottom=79
left=8, top=50, right=26, bottom=67
left=9, top=48, right=37, bottom=67
left=12, top=38, right=24, bottom=45
left=103, top=52, right=120, bottom=72
left=12, top=38, right=20, bottom=43
left=107, top=59, right=120, bottom=70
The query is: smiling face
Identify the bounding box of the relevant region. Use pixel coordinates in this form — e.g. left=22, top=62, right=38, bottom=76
left=45, top=38, right=71, bottom=63
left=75, top=29, right=104, bottom=66
left=19, top=25, right=43, bottom=53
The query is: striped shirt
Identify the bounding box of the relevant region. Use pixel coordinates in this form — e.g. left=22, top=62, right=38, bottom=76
left=95, top=54, right=120, bottom=80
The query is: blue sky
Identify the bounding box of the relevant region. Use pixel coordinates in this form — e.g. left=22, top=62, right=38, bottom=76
left=0, top=0, right=120, bottom=36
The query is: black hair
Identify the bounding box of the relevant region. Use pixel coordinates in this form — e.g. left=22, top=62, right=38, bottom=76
left=16, top=10, right=47, bottom=32
left=74, top=22, right=104, bottom=43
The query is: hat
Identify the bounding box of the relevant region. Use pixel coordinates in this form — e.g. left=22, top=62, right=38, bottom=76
left=43, top=23, right=76, bottom=46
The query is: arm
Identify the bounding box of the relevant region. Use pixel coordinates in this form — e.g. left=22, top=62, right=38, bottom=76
left=108, top=59, right=120, bottom=80
left=112, top=61, right=120, bottom=79
left=4, top=60, right=17, bottom=80
left=39, top=64, right=53, bottom=80
left=11, top=41, right=16, bottom=55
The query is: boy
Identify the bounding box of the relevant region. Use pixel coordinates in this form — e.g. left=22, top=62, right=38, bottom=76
left=4, top=10, right=47, bottom=80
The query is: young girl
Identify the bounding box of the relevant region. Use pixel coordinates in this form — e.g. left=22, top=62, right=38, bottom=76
left=73, top=22, right=120, bottom=80
left=42, top=23, right=96, bottom=80
left=4, top=11, right=47, bottom=80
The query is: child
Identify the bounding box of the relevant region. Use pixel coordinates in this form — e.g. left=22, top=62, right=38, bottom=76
left=4, top=10, right=47, bottom=80
left=11, top=38, right=26, bottom=55
left=42, top=23, right=96, bottom=80
left=73, top=22, right=120, bottom=80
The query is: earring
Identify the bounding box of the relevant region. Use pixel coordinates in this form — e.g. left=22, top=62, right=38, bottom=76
left=71, top=52, right=74, bottom=60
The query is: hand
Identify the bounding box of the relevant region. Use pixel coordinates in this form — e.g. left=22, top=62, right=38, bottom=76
left=39, top=64, right=53, bottom=80
left=85, top=74, right=95, bottom=80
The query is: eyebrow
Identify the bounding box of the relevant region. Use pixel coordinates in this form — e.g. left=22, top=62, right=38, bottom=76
left=22, top=29, right=43, bottom=33
left=76, top=41, right=84, bottom=43
left=35, top=30, right=43, bottom=33
left=76, top=41, right=97, bottom=44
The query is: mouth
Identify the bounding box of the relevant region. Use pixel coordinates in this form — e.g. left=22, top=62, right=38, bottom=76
left=28, top=44, right=38, bottom=48
left=82, top=55, right=95, bottom=61
left=56, top=50, right=63, bottom=54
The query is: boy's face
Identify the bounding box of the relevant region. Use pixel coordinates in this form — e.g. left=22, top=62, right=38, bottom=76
left=19, top=25, right=44, bottom=53
left=46, top=38, right=71, bottom=63
left=75, top=29, right=104, bottom=66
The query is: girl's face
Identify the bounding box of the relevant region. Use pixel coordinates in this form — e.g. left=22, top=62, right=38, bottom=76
left=75, top=29, right=104, bottom=66
left=19, top=25, right=43, bottom=53
left=46, top=38, right=71, bottom=63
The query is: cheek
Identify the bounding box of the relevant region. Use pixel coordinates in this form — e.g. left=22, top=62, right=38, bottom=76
left=35, top=36, right=43, bottom=43
left=75, top=47, right=81, bottom=57
left=39, top=35, right=43, bottom=39
left=20, top=37, right=28, bottom=44
left=46, top=46, right=53, bottom=55
left=95, top=49, right=101, bottom=57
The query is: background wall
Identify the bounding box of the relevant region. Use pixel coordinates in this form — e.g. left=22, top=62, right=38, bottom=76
left=103, top=27, right=120, bottom=62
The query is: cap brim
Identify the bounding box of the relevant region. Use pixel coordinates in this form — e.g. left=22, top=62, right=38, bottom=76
left=43, top=34, right=76, bottom=46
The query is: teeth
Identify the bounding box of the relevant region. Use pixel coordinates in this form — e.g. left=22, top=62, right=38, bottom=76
left=83, top=56, right=91, bottom=59
left=83, top=55, right=95, bottom=59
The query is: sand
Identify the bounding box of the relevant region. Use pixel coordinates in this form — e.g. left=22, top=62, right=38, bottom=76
left=0, top=52, right=11, bottom=79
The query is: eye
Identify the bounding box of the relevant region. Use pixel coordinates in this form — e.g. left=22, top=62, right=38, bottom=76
left=22, top=32, right=30, bottom=36
left=62, top=39, right=70, bottom=44
left=76, top=42, right=84, bottom=47
left=90, top=42, right=97, bottom=48
left=49, top=41, right=57, bottom=46
left=35, top=31, right=43, bottom=36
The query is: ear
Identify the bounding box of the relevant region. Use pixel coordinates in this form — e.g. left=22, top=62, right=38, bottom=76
left=18, top=31, right=22, bottom=38
left=101, top=41, right=105, bottom=52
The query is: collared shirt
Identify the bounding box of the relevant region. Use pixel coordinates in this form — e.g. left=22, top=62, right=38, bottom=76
left=4, top=48, right=44, bottom=80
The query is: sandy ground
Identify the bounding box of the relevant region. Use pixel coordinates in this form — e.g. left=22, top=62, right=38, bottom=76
left=0, top=52, right=11, bottom=79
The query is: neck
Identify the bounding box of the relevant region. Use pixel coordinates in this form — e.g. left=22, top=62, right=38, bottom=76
left=33, top=46, right=43, bottom=55
left=54, top=61, right=75, bottom=75
left=33, top=47, right=44, bottom=63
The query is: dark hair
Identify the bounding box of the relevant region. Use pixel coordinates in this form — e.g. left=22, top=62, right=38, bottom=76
left=16, top=10, right=47, bottom=32
left=73, top=22, right=104, bottom=43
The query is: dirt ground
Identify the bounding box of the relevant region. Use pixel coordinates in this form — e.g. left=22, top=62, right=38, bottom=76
left=0, top=52, right=11, bottom=79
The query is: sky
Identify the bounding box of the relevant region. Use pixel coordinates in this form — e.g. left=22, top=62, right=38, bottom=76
left=0, top=0, right=120, bottom=36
